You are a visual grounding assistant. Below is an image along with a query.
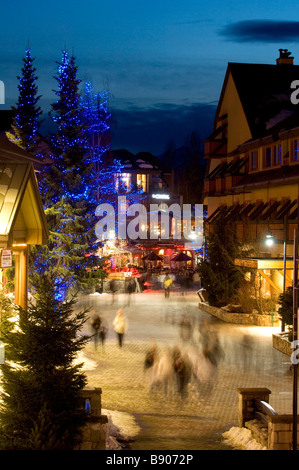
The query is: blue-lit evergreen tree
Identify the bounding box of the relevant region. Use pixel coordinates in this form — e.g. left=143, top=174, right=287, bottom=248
left=9, top=47, right=42, bottom=153
left=33, top=52, right=106, bottom=299
left=79, top=81, right=143, bottom=218
left=45, top=50, right=90, bottom=203
left=32, top=52, right=140, bottom=299
left=31, top=51, right=98, bottom=300
left=80, top=81, right=112, bottom=204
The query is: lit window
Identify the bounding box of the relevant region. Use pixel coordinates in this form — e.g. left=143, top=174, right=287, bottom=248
left=273, top=145, right=281, bottom=165
left=137, top=174, right=147, bottom=192
left=294, top=139, right=299, bottom=161
left=122, top=173, right=131, bottom=190
left=114, top=173, right=131, bottom=191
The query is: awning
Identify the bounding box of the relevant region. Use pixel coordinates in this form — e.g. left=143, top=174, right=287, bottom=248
left=206, top=200, right=298, bottom=224
left=235, top=257, right=293, bottom=270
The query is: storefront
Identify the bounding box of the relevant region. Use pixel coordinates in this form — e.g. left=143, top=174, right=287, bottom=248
left=234, top=257, right=293, bottom=298
left=0, top=162, right=49, bottom=309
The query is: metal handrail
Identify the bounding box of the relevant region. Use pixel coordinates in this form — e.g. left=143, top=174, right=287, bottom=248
left=252, top=399, right=278, bottom=425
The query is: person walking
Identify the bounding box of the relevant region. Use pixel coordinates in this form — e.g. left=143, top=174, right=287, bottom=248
left=179, top=315, right=193, bottom=342
left=113, top=308, right=127, bottom=347
left=110, top=279, right=117, bottom=305
left=164, top=274, right=172, bottom=298
left=173, top=346, right=191, bottom=398
left=99, top=321, right=108, bottom=348
left=90, top=311, right=102, bottom=349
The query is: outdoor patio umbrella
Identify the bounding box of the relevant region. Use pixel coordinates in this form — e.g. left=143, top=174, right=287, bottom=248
left=142, top=252, right=163, bottom=261
left=171, top=252, right=192, bottom=262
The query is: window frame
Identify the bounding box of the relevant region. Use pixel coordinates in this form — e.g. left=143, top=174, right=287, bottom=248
left=251, top=150, right=258, bottom=170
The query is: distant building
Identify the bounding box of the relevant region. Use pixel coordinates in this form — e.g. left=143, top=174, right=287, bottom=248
left=99, top=149, right=199, bottom=273
left=112, top=149, right=175, bottom=197
left=203, top=49, right=299, bottom=298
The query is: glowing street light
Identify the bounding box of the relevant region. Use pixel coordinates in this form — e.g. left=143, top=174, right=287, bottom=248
left=265, top=232, right=274, bottom=247
left=264, top=228, right=287, bottom=330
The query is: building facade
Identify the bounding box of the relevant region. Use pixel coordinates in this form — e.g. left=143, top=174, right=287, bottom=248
left=203, top=49, right=299, bottom=299
left=0, top=136, right=49, bottom=308
left=99, top=149, right=199, bottom=273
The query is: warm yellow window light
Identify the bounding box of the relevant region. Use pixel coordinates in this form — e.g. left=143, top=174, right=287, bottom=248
left=137, top=174, right=147, bottom=192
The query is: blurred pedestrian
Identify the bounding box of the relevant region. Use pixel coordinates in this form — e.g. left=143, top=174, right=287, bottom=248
left=144, top=342, right=157, bottom=370
left=99, top=321, right=108, bottom=347
left=173, top=346, right=191, bottom=398
left=90, top=311, right=102, bottom=349
left=127, top=279, right=135, bottom=306
left=113, top=308, right=127, bottom=347
left=149, top=346, right=174, bottom=396
left=164, top=274, right=172, bottom=298
left=179, top=315, right=193, bottom=342
left=198, top=319, right=212, bottom=351
left=110, top=279, right=117, bottom=305
left=203, top=330, right=224, bottom=368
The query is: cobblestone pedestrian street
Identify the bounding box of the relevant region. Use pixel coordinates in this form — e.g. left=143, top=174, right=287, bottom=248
left=76, top=291, right=294, bottom=450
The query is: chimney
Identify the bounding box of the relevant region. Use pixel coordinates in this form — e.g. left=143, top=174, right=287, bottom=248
left=276, top=48, right=294, bottom=65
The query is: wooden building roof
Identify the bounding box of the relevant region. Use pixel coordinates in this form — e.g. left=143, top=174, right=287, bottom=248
left=0, top=162, right=49, bottom=248
left=215, top=61, right=299, bottom=140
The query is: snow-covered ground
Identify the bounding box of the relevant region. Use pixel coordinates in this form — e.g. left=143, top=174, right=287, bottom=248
left=104, top=414, right=267, bottom=451
left=77, top=351, right=141, bottom=449
left=103, top=409, right=141, bottom=450
left=75, top=292, right=294, bottom=450
left=222, top=427, right=266, bottom=450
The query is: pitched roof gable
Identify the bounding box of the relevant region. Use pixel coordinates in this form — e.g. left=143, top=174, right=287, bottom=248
left=228, top=62, right=299, bottom=138
left=0, top=162, right=48, bottom=247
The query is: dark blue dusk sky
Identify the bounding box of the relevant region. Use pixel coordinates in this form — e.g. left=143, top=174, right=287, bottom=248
left=1, top=0, right=299, bottom=155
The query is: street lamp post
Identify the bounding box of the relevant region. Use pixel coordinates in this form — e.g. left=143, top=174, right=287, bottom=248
left=265, top=220, right=287, bottom=331
left=283, top=216, right=287, bottom=295
left=265, top=223, right=298, bottom=448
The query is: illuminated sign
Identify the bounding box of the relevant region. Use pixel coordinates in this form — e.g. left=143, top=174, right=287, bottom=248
left=1, top=249, right=12, bottom=268
left=152, top=194, right=170, bottom=200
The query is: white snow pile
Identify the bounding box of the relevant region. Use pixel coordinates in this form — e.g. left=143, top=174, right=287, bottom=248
left=103, top=409, right=141, bottom=450
left=222, top=427, right=267, bottom=450
left=74, top=351, right=98, bottom=370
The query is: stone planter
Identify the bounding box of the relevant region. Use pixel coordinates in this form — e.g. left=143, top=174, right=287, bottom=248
left=272, top=332, right=293, bottom=356
left=199, top=302, right=280, bottom=326
left=75, top=387, right=108, bottom=450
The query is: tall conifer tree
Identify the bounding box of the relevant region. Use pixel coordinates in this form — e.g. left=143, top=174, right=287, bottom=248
left=198, top=215, right=243, bottom=306
left=47, top=50, right=90, bottom=202
left=9, top=47, right=42, bottom=152
left=0, top=276, right=89, bottom=450
left=33, top=52, right=107, bottom=299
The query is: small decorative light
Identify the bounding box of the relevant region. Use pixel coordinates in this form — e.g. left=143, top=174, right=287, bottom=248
left=265, top=233, right=274, bottom=247
left=85, top=398, right=91, bottom=414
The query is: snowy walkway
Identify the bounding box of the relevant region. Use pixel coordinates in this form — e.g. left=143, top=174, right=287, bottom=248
left=76, top=291, right=294, bottom=450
